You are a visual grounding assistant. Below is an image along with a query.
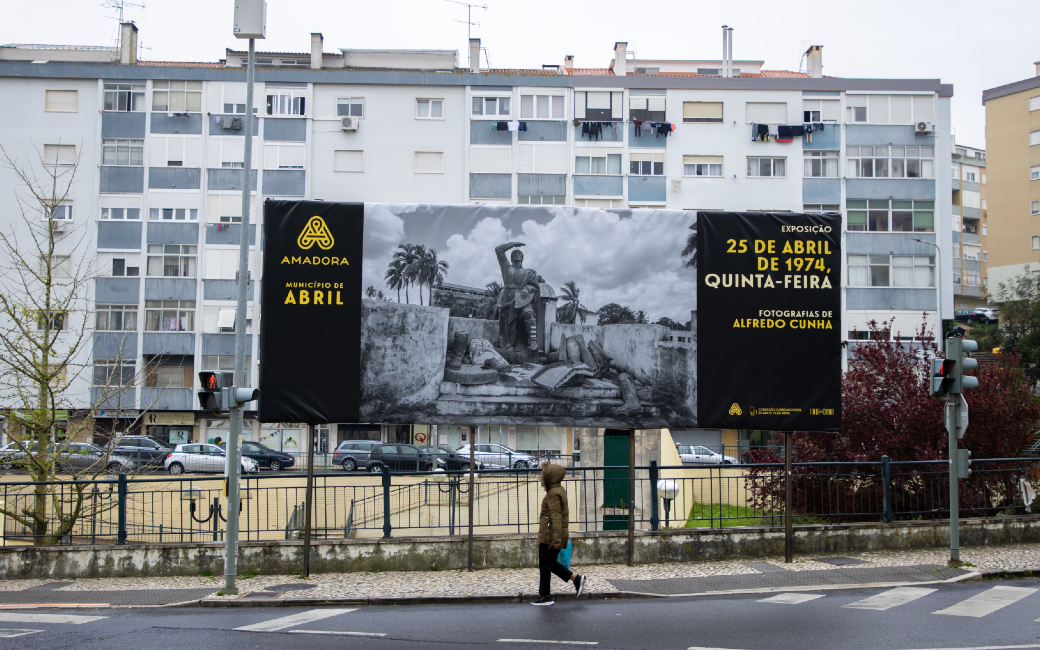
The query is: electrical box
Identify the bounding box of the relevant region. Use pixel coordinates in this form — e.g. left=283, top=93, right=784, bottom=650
left=233, top=0, right=267, bottom=39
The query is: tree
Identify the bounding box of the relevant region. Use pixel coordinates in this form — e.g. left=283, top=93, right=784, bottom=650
left=680, top=222, right=698, bottom=268
left=0, top=144, right=155, bottom=545
left=478, top=282, right=502, bottom=320
left=557, top=281, right=587, bottom=325
left=994, top=267, right=1040, bottom=366
left=414, top=247, right=449, bottom=306
left=364, top=285, right=377, bottom=298
left=634, top=310, right=649, bottom=324
left=384, top=257, right=406, bottom=303
left=656, top=317, right=682, bottom=330
left=597, top=303, right=636, bottom=325
left=390, top=244, right=421, bottom=304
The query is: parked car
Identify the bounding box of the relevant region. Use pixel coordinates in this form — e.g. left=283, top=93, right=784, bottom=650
left=455, top=444, right=539, bottom=469
left=164, top=443, right=259, bottom=475
left=0, top=442, right=30, bottom=470
left=108, top=435, right=172, bottom=469
left=419, top=446, right=484, bottom=471
left=365, top=444, right=435, bottom=473
left=677, top=445, right=737, bottom=465
left=332, top=440, right=382, bottom=471
left=954, top=309, right=975, bottom=323
left=59, top=442, right=138, bottom=474
left=217, top=440, right=295, bottom=471
left=972, top=308, right=999, bottom=324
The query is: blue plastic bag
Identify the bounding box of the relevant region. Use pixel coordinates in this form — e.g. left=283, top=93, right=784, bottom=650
left=557, top=541, right=572, bottom=568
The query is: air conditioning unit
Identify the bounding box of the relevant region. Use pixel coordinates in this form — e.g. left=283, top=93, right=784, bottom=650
left=49, top=219, right=66, bottom=233
left=915, top=121, right=935, bottom=134
left=340, top=116, right=359, bottom=132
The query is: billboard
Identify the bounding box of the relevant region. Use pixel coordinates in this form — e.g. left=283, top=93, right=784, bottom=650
left=258, top=201, right=841, bottom=430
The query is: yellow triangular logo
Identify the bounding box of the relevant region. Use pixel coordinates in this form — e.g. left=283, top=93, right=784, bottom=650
left=297, top=216, right=335, bottom=250
left=728, top=403, right=742, bottom=416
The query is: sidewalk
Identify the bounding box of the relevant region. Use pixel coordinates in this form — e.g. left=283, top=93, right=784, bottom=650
left=0, top=544, right=1037, bottom=608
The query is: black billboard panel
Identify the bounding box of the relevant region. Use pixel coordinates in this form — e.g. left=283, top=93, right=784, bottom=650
left=257, top=200, right=364, bottom=423
left=696, top=211, right=842, bottom=431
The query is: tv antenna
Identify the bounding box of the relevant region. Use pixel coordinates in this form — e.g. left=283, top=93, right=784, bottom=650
left=102, top=0, right=146, bottom=24
left=444, top=0, right=487, bottom=42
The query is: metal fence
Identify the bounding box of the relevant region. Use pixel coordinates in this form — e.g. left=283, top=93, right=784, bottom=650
left=1, top=458, right=1037, bottom=546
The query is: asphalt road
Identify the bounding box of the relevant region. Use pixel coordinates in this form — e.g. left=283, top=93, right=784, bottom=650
left=6, top=577, right=1040, bottom=650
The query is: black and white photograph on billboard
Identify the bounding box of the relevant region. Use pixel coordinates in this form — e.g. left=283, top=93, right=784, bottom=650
left=357, top=204, right=700, bottom=428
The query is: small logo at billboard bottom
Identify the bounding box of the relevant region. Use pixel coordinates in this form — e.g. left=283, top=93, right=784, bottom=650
left=728, top=403, right=742, bottom=416
left=810, top=408, right=835, bottom=416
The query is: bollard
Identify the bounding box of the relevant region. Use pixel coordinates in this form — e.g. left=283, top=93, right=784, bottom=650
left=649, top=460, right=660, bottom=531
left=881, top=455, right=893, bottom=523
left=117, top=473, right=128, bottom=545
left=382, top=464, right=392, bottom=538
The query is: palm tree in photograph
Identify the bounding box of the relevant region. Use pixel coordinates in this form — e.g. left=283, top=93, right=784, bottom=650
left=557, top=280, right=588, bottom=324
left=365, top=285, right=377, bottom=298
left=415, top=247, right=449, bottom=306
left=390, top=244, right=421, bottom=304
left=635, top=310, right=649, bottom=324
left=479, top=281, right=502, bottom=320
left=384, top=258, right=406, bottom=303
left=681, top=222, right=698, bottom=269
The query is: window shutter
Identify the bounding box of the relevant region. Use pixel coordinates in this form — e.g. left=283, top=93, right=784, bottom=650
left=912, top=95, right=934, bottom=123
left=45, top=90, right=78, bottom=112
left=264, top=145, right=279, bottom=169
left=630, top=97, right=647, bottom=110
left=868, top=95, right=889, bottom=123
left=1030, top=95, right=1040, bottom=112
left=846, top=95, right=868, bottom=108
left=573, top=92, right=586, bottom=119
left=167, top=137, right=185, bottom=164
left=207, top=139, right=222, bottom=168
left=414, top=151, right=444, bottom=173
left=535, top=143, right=568, bottom=174
left=890, top=95, right=911, bottom=124
left=221, top=251, right=238, bottom=280
left=224, top=83, right=246, bottom=106
left=184, top=138, right=202, bottom=167
left=518, top=144, right=535, bottom=173
left=150, top=138, right=168, bottom=167
left=280, top=145, right=305, bottom=168
left=223, top=138, right=245, bottom=165
left=204, top=250, right=222, bottom=279
left=470, top=146, right=511, bottom=173
left=683, top=155, right=723, bottom=165
left=334, top=150, right=364, bottom=172
left=44, top=144, right=76, bottom=165
left=820, top=100, right=839, bottom=121
left=551, top=96, right=565, bottom=119
left=647, top=97, right=666, bottom=113
left=611, top=92, right=624, bottom=119
left=744, top=102, right=787, bottom=124
left=217, top=309, right=236, bottom=328
left=520, top=95, right=534, bottom=119
left=683, top=102, right=723, bottom=121
left=586, top=91, right=610, bottom=109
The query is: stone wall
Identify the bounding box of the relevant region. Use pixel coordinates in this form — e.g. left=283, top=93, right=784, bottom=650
left=2, top=517, right=1038, bottom=579
left=447, top=317, right=498, bottom=347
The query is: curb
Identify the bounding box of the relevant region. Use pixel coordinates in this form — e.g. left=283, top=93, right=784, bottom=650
left=195, top=591, right=655, bottom=608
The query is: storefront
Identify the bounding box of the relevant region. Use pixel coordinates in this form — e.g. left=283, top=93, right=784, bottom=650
left=142, top=411, right=195, bottom=446
left=90, top=409, right=141, bottom=447
left=258, top=422, right=301, bottom=454
left=337, top=424, right=381, bottom=445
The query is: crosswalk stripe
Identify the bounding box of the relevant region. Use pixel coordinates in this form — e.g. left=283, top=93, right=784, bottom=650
left=844, top=587, right=937, bottom=611
left=0, top=613, right=106, bottom=625
left=0, top=629, right=43, bottom=638
left=234, top=608, right=356, bottom=632
left=758, top=593, right=824, bottom=605
left=933, top=586, right=1037, bottom=618
left=497, top=640, right=598, bottom=645
left=289, top=630, right=386, bottom=637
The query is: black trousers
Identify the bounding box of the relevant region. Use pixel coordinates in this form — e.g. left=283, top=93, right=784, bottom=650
left=538, top=543, right=572, bottom=596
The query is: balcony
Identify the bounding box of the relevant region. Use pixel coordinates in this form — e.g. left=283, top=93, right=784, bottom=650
left=141, top=388, right=194, bottom=411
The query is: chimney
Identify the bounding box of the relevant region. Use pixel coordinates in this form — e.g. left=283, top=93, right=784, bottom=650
left=721, top=25, right=728, bottom=77
left=564, top=54, right=574, bottom=69
left=806, top=45, right=823, bottom=78
left=1035, top=60, right=1040, bottom=76
left=469, top=38, right=481, bottom=73
left=614, top=41, right=627, bottom=76
left=727, top=27, right=733, bottom=76
left=119, top=22, right=138, bottom=65
left=310, top=33, right=323, bottom=69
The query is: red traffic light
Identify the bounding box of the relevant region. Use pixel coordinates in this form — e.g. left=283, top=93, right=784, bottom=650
left=199, top=371, right=218, bottom=389
left=936, top=360, right=955, bottom=376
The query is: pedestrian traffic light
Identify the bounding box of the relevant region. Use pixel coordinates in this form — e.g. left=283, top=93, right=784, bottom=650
left=930, top=358, right=956, bottom=396
left=198, top=371, right=224, bottom=411
left=956, top=448, right=972, bottom=479
left=931, top=338, right=980, bottom=397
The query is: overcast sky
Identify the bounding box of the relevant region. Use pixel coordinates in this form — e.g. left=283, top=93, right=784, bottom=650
left=3, top=0, right=1038, bottom=146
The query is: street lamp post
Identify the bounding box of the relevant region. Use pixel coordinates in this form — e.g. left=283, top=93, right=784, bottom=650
left=432, top=468, right=471, bottom=536
left=912, top=237, right=943, bottom=352
left=657, top=479, right=679, bottom=528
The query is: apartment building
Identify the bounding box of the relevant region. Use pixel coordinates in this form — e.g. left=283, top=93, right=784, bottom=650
left=0, top=24, right=953, bottom=455
left=983, top=63, right=1040, bottom=295
left=950, top=140, right=988, bottom=310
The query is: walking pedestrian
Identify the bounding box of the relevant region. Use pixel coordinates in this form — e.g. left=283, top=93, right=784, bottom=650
left=532, top=461, right=586, bottom=605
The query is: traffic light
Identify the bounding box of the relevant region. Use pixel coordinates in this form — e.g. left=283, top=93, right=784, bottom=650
left=930, top=358, right=956, bottom=396
left=198, top=371, right=224, bottom=411
left=956, top=448, right=972, bottom=479
left=228, top=387, right=260, bottom=407
left=931, top=338, right=980, bottom=396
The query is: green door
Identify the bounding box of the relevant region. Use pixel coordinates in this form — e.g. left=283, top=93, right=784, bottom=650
left=603, top=429, right=630, bottom=509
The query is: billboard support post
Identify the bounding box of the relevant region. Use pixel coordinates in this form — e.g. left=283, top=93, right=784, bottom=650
left=784, top=430, right=793, bottom=563
left=303, top=423, right=315, bottom=576
left=467, top=431, right=475, bottom=572
left=627, top=429, right=635, bottom=567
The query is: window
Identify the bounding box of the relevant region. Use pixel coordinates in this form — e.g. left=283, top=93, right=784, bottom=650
left=518, top=195, right=566, bottom=205
left=847, top=255, right=934, bottom=288
left=629, top=96, right=666, bottom=122
left=1031, top=166, right=1040, bottom=181
left=1033, top=200, right=1040, bottom=216
left=471, top=96, right=511, bottom=117
left=803, top=150, right=838, bottom=177
left=951, top=242, right=960, bottom=259
left=846, top=146, right=934, bottom=179
left=334, top=150, right=363, bottom=173
left=202, top=355, right=251, bottom=386
left=1031, top=95, right=1040, bottom=111
left=963, top=190, right=981, bottom=209
left=573, top=91, right=623, bottom=121
left=100, top=253, right=141, bottom=277
left=102, top=139, right=144, bottom=166
left=983, top=251, right=988, bottom=262
left=981, top=173, right=986, bottom=183
left=802, top=99, right=839, bottom=122
left=44, top=205, right=73, bottom=222
left=150, top=136, right=200, bottom=168
left=846, top=94, right=933, bottom=124
left=416, top=99, right=443, bottom=119
left=963, top=244, right=981, bottom=262
left=148, top=208, right=198, bottom=222
left=43, top=144, right=76, bottom=166
left=982, top=224, right=987, bottom=236
left=574, top=147, right=622, bottom=175
left=100, top=207, right=140, bottom=220
left=96, top=305, right=137, bottom=332
left=519, top=143, right=567, bottom=174
left=414, top=151, right=444, bottom=174
left=803, top=204, right=840, bottom=213
left=470, top=146, right=512, bottom=173
left=145, top=300, right=195, bottom=332
left=147, top=244, right=196, bottom=277
left=574, top=198, right=624, bottom=208
left=521, top=95, right=565, bottom=119
left=952, top=164, right=960, bottom=179
left=39, top=254, right=71, bottom=278
left=846, top=199, right=934, bottom=233
left=336, top=96, right=364, bottom=118
left=1030, top=131, right=1040, bottom=146
left=745, top=102, right=787, bottom=124
left=747, top=157, right=786, bottom=177
left=37, top=311, right=66, bottom=331
left=204, top=249, right=251, bottom=280
left=145, top=360, right=192, bottom=388
left=267, top=88, right=305, bottom=116
left=1033, top=236, right=1040, bottom=251
left=965, top=170, right=977, bottom=182
left=208, top=138, right=255, bottom=169
left=93, top=360, right=135, bottom=387
left=45, top=89, right=78, bottom=112
left=683, top=156, right=722, bottom=177
left=982, top=198, right=987, bottom=210
left=152, top=81, right=201, bottom=113
left=963, top=270, right=981, bottom=287
left=263, top=144, right=305, bottom=170
left=628, top=152, right=664, bottom=176
left=681, top=101, right=723, bottom=123
left=104, top=83, right=144, bottom=112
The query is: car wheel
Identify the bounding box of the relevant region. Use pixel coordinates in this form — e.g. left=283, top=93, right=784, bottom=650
left=0, top=461, right=11, bottom=470
left=723, top=460, right=733, bottom=465
left=168, top=462, right=184, bottom=475
left=369, top=463, right=384, bottom=474
left=513, top=460, right=528, bottom=470
left=269, top=459, right=282, bottom=472
left=342, top=458, right=357, bottom=472
left=106, top=462, right=123, bottom=474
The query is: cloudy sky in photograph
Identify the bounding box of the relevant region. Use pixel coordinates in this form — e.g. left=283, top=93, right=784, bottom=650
left=363, top=204, right=697, bottom=322
left=3, top=0, right=1038, bottom=146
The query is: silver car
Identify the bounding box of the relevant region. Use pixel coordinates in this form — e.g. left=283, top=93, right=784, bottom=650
left=60, top=442, right=139, bottom=474
left=677, top=445, right=737, bottom=465
left=455, top=444, right=539, bottom=469
left=164, top=443, right=259, bottom=475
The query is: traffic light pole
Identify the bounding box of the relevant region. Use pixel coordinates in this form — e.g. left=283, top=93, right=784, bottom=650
left=225, top=395, right=242, bottom=592
left=946, top=394, right=959, bottom=563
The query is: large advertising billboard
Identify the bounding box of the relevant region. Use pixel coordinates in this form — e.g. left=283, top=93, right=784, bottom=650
left=258, top=201, right=841, bottom=431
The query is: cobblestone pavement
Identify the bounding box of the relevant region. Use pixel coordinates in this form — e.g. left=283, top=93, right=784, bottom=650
left=1, top=544, right=1037, bottom=602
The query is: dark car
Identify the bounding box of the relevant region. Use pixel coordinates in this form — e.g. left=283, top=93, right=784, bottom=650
left=332, top=440, right=382, bottom=471
left=217, top=441, right=295, bottom=471
left=365, top=444, right=434, bottom=473
left=419, top=446, right=483, bottom=471
left=954, top=309, right=975, bottom=323
left=108, top=435, right=172, bottom=469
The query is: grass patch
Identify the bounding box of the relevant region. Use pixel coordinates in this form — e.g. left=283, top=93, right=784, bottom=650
left=684, top=502, right=768, bottom=528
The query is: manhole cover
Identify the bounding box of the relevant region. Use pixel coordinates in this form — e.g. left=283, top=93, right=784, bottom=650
left=813, top=556, right=868, bottom=566
left=265, top=583, right=317, bottom=592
